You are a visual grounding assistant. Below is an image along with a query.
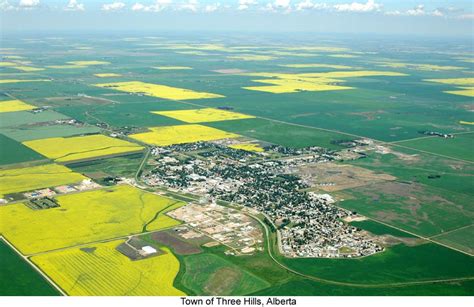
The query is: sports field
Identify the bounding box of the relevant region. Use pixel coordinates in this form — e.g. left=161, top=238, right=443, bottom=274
left=22, top=134, right=144, bottom=162
left=31, top=240, right=184, bottom=296
left=0, top=185, right=184, bottom=254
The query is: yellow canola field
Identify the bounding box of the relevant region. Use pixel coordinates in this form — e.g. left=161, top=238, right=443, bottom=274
left=23, top=134, right=144, bottom=163
left=94, top=81, right=224, bottom=101
left=241, top=71, right=406, bottom=94
left=47, top=65, right=87, bottom=69
left=131, top=124, right=239, bottom=146
left=67, top=61, right=110, bottom=66
left=94, top=73, right=122, bottom=77
left=153, top=66, right=192, bottom=70
left=0, top=99, right=36, bottom=113
left=175, top=51, right=210, bottom=56
left=12, top=66, right=45, bottom=72
left=0, top=163, right=86, bottom=198
left=0, top=62, right=17, bottom=67
left=153, top=108, right=255, bottom=123
left=266, top=51, right=317, bottom=57
left=31, top=241, right=185, bottom=296
left=375, top=62, right=464, bottom=71
left=328, top=54, right=359, bottom=58
left=282, top=46, right=350, bottom=52
left=280, top=64, right=353, bottom=69
left=3, top=56, right=24, bottom=59
left=424, top=78, right=474, bottom=98
left=445, top=87, right=474, bottom=97
left=227, top=55, right=276, bottom=61
left=0, top=79, right=50, bottom=84
left=0, top=185, right=184, bottom=254
left=229, top=143, right=264, bottom=152
left=424, top=78, right=474, bottom=86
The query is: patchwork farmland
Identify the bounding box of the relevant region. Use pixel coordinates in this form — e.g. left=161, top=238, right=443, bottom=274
left=0, top=32, right=473, bottom=298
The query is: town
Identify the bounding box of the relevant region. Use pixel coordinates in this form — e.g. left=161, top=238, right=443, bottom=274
left=141, top=140, right=383, bottom=258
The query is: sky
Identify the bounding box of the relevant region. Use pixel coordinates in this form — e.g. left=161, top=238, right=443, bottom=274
left=1, top=0, right=473, bottom=37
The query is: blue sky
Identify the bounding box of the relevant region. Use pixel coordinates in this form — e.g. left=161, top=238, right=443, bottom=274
left=1, top=0, right=473, bottom=36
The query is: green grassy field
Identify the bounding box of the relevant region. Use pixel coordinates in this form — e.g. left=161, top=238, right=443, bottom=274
left=0, top=134, right=46, bottom=165
left=279, top=243, right=474, bottom=285
left=0, top=239, right=59, bottom=296
left=337, top=181, right=473, bottom=237
left=394, top=133, right=474, bottom=162
left=68, top=153, right=144, bottom=177
left=0, top=110, right=70, bottom=128
left=350, top=220, right=416, bottom=238
left=432, top=226, right=474, bottom=255
left=0, top=125, right=100, bottom=142
left=178, top=252, right=270, bottom=295
left=207, top=118, right=350, bottom=149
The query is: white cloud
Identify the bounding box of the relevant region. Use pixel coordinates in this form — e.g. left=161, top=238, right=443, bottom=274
left=205, top=3, right=220, bottom=12
left=19, top=0, right=40, bottom=8
left=64, top=0, right=84, bottom=11
left=131, top=0, right=171, bottom=12
left=385, top=4, right=446, bottom=17
left=0, top=0, right=15, bottom=11
left=295, top=1, right=328, bottom=11
left=102, top=2, right=126, bottom=11
left=334, top=0, right=380, bottom=13
left=179, top=0, right=199, bottom=12
left=238, top=0, right=257, bottom=11
left=431, top=9, right=443, bottom=17
left=264, top=0, right=292, bottom=12
left=406, top=4, right=425, bottom=16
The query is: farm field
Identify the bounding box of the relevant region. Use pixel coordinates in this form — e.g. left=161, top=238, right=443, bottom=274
left=31, top=240, right=184, bottom=296
left=0, top=163, right=86, bottom=197
left=0, top=185, right=184, bottom=254
left=0, top=134, right=45, bottom=165
left=336, top=181, right=474, bottom=238
left=179, top=252, right=270, bottom=295
left=153, top=108, right=255, bottom=123
left=0, top=239, right=59, bottom=296
left=130, top=124, right=240, bottom=146
left=394, top=133, right=474, bottom=162
left=94, top=81, right=224, bottom=100
left=0, top=99, right=36, bottom=113
left=432, top=226, right=474, bottom=255
left=22, top=134, right=144, bottom=163
left=0, top=110, right=69, bottom=128
left=207, top=118, right=349, bottom=149
left=279, top=243, right=474, bottom=285
left=0, top=124, right=101, bottom=142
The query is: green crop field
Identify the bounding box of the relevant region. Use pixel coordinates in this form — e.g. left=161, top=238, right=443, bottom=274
left=279, top=243, right=474, bottom=285
left=0, top=239, right=59, bottom=296
left=178, top=252, right=270, bottom=295
left=395, top=133, right=474, bottom=162
left=0, top=125, right=100, bottom=142
left=0, top=134, right=46, bottom=165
